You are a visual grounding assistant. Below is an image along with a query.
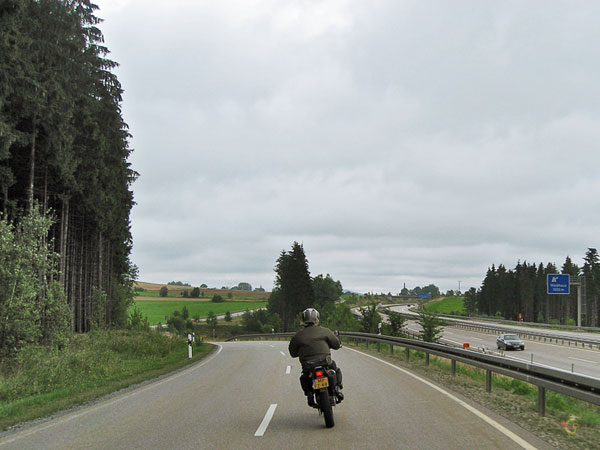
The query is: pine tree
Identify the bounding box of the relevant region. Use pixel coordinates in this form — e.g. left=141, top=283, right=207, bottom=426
left=582, top=248, right=600, bottom=327
left=561, top=256, right=580, bottom=323
left=269, top=242, right=314, bottom=331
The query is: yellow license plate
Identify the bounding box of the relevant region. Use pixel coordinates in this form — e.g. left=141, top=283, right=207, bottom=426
left=313, top=377, right=329, bottom=389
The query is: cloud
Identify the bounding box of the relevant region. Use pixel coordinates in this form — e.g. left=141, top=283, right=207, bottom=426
left=98, top=0, right=600, bottom=293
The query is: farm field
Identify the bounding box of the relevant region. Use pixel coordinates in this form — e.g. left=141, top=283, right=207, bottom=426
left=134, top=281, right=270, bottom=301
left=130, top=300, right=267, bottom=325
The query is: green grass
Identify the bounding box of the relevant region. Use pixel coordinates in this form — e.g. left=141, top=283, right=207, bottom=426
left=0, top=330, right=214, bottom=431
left=425, top=297, right=466, bottom=315
left=130, top=300, right=267, bottom=325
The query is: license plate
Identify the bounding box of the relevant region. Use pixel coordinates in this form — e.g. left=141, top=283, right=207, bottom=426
left=313, top=377, right=329, bottom=389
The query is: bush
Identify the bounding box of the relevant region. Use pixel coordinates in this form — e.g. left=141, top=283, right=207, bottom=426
left=190, top=287, right=200, bottom=298
left=212, top=295, right=224, bottom=303
left=0, top=208, right=71, bottom=357
left=159, top=286, right=168, bottom=297
left=128, top=305, right=150, bottom=331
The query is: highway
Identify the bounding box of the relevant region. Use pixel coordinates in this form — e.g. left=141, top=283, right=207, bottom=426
left=0, top=341, right=551, bottom=449
left=387, top=306, right=600, bottom=380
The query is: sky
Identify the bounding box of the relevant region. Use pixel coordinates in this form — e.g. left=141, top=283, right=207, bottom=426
left=95, top=0, right=600, bottom=294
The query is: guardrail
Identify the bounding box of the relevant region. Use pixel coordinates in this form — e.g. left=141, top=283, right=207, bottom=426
left=380, top=306, right=600, bottom=350
left=227, top=331, right=600, bottom=416
left=446, top=321, right=600, bottom=350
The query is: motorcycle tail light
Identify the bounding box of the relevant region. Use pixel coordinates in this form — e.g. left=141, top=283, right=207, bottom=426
left=315, top=370, right=324, bottom=377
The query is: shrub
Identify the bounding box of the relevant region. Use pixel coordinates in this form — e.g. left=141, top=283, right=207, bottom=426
left=212, top=295, right=224, bottom=303
left=159, top=286, right=168, bottom=297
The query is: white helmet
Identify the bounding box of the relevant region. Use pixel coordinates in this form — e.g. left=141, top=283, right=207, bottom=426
left=302, top=308, right=320, bottom=324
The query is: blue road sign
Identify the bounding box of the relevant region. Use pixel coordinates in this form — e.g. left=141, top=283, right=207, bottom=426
left=547, top=274, right=570, bottom=295
left=418, top=293, right=432, bottom=299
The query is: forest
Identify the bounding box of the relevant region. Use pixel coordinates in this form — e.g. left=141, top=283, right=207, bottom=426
left=465, top=249, right=600, bottom=327
left=0, top=0, right=136, bottom=355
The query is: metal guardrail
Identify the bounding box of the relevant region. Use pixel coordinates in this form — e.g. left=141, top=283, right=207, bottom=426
left=379, top=306, right=600, bottom=350
left=445, top=321, right=600, bottom=350
left=227, top=331, right=600, bottom=416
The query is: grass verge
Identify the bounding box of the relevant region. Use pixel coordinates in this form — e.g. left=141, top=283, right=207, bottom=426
left=343, top=339, right=600, bottom=450
left=0, top=330, right=214, bottom=432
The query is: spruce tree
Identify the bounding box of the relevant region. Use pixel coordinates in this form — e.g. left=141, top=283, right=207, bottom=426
left=582, top=248, right=600, bottom=327
left=270, top=242, right=314, bottom=331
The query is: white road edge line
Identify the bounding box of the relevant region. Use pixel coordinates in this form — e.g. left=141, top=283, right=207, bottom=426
left=345, top=347, right=538, bottom=450
left=0, top=345, right=224, bottom=447
left=255, top=404, right=277, bottom=437
left=286, top=365, right=291, bottom=375
left=568, top=356, right=598, bottom=364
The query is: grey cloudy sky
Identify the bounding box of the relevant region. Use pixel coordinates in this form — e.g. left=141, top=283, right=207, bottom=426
left=96, top=0, right=600, bottom=293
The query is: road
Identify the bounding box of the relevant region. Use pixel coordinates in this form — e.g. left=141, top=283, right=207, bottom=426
left=388, top=306, right=600, bottom=380
left=0, top=341, right=551, bottom=449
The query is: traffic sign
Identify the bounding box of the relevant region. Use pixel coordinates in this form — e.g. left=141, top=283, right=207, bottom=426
left=547, top=274, right=570, bottom=295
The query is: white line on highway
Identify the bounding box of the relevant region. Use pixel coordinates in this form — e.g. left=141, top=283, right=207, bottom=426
left=346, top=347, right=538, bottom=450
left=0, top=345, right=224, bottom=447
left=286, top=365, right=291, bottom=374
left=568, top=357, right=598, bottom=364
left=280, top=351, right=285, bottom=356
left=255, top=404, right=277, bottom=437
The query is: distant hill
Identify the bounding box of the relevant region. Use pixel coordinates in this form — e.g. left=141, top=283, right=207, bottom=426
left=134, top=281, right=271, bottom=299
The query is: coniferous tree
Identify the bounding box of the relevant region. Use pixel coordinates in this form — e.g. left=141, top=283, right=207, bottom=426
left=269, top=242, right=314, bottom=331
left=0, top=0, right=137, bottom=334
left=582, top=248, right=600, bottom=327
left=561, top=256, right=580, bottom=323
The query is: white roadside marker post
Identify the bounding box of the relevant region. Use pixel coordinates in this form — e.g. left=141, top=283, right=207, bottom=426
left=188, top=334, right=193, bottom=359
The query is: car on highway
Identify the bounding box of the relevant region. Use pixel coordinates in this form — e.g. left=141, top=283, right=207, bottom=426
left=496, top=333, right=525, bottom=351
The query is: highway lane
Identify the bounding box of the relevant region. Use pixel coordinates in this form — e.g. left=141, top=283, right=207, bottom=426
left=0, top=341, right=551, bottom=449
left=395, top=320, right=600, bottom=380
left=389, top=305, right=600, bottom=344
left=388, top=306, right=600, bottom=379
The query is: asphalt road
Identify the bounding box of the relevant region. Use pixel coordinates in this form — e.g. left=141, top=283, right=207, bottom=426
left=0, top=341, right=551, bottom=450
left=386, top=306, right=600, bottom=379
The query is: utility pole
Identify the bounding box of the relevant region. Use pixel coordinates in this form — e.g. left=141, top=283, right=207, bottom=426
left=458, top=280, right=461, bottom=294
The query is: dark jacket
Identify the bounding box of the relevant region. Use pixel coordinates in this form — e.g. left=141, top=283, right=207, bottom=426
left=288, top=324, right=341, bottom=370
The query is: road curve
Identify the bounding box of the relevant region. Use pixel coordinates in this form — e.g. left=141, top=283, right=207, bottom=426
left=0, top=341, right=551, bottom=449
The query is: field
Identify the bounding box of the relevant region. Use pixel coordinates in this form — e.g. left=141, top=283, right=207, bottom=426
left=130, top=300, right=267, bottom=324
left=424, top=297, right=466, bottom=315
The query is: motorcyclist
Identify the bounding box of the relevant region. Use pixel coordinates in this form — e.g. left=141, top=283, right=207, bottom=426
left=288, top=308, right=344, bottom=407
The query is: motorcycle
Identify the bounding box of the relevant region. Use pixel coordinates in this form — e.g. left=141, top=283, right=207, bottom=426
left=308, top=361, right=340, bottom=428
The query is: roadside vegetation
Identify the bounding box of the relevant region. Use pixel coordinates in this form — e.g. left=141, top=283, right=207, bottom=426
left=0, top=329, right=213, bottom=431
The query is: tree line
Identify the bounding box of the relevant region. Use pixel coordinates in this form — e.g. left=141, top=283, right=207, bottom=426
left=464, top=249, right=600, bottom=326
left=0, top=0, right=136, bottom=355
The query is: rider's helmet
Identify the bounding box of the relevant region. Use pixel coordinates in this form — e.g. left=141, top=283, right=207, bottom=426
left=302, top=308, right=320, bottom=325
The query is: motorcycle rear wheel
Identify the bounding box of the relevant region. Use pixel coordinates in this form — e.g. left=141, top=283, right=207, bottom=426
left=318, top=389, right=334, bottom=428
